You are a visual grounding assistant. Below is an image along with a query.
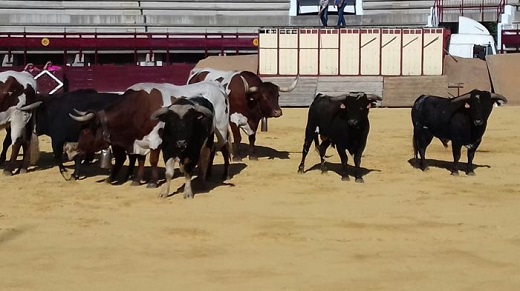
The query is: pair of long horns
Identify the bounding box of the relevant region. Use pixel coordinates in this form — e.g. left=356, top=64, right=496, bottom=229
left=329, top=92, right=382, bottom=102
left=69, top=109, right=95, bottom=122
left=451, top=91, right=508, bottom=104
left=241, top=76, right=299, bottom=93
left=18, top=101, right=42, bottom=111
left=150, top=102, right=213, bottom=121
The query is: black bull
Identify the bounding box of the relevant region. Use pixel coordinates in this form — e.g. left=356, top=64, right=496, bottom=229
left=411, top=89, right=507, bottom=175
left=33, top=89, right=123, bottom=180
left=298, top=92, right=381, bottom=182
left=153, top=97, right=215, bottom=199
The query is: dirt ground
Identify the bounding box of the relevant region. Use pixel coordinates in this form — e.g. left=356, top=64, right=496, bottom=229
left=1, top=106, right=519, bottom=291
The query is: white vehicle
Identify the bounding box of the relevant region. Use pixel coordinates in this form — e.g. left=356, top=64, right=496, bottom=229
left=447, top=16, right=496, bottom=59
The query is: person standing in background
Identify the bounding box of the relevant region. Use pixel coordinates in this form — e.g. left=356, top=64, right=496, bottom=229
left=318, top=0, right=329, bottom=27
left=335, top=0, right=346, bottom=28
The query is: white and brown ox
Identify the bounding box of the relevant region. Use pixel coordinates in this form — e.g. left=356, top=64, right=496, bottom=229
left=69, top=81, right=230, bottom=188
left=0, top=69, right=41, bottom=175
left=188, top=68, right=298, bottom=161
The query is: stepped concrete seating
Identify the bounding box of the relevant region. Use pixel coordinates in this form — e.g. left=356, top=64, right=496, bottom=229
left=0, top=0, right=145, bottom=33
left=1, top=0, right=519, bottom=34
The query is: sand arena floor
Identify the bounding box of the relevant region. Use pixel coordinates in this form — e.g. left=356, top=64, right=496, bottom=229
left=1, top=107, right=519, bottom=290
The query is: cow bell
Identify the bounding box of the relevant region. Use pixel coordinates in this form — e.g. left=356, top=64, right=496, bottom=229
left=99, top=148, right=112, bottom=169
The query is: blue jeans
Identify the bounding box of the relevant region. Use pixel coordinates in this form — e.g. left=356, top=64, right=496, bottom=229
left=337, top=3, right=346, bottom=27
left=319, top=6, right=328, bottom=27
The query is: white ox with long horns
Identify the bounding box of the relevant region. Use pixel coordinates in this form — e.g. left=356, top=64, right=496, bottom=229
left=0, top=67, right=42, bottom=175
left=187, top=68, right=298, bottom=161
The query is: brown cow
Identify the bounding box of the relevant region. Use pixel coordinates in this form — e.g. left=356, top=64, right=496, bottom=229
left=69, top=85, right=171, bottom=187
left=69, top=82, right=230, bottom=187
left=0, top=69, right=41, bottom=175
left=188, top=68, right=298, bottom=161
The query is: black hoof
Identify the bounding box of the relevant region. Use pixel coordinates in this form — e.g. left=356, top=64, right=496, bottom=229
left=451, top=171, right=459, bottom=176
left=355, top=177, right=364, bottom=183
left=421, top=166, right=430, bottom=172
left=466, top=171, right=476, bottom=176
left=3, top=169, right=13, bottom=176
left=341, top=176, right=350, bottom=181
left=232, top=156, right=242, bottom=162
left=147, top=183, right=158, bottom=188
left=19, top=168, right=28, bottom=174
left=248, top=155, right=258, bottom=161
left=130, top=181, right=140, bottom=186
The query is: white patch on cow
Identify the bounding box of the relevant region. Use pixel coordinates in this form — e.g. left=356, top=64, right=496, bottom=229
left=132, top=121, right=164, bottom=156
left=128, top=81, right=230, bottom=155
left=0, top=71, right=37, bottom=110
left=0, top=71, right=36, bottom=91
left=315, top=126, right=320, bottom=134
left=164, top=157, right=175, bottom=179
left=190, top=68, right=240, bottom=96
left=230, top=112, right=254, bottom=136
left=9, top=109, right=32, bottom=144
left=127, top=83, right=177, bottom=108
left=0, top=71, right=38, bottom=148
left=169, top=104, right=193, bottom=118
left=63, top=142, right=79, bottom=160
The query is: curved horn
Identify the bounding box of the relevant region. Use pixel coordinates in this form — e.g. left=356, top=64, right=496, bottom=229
left=451, top=92, right=472, bottom=103
left=69, top=112, right=95, bottom=122
left=240, top=75, right=258, bottom=93
left=150, top=107, right=170, bottom=121
left=279, top=76, right=299, bottom=92
left=490, top=93, right=508, bottom=105
left=193, top=104, right=214, bottom=118
left=366, top=93, right=383, bottom=101
left=74, top=108, right=88, bottom=116
left=19, top=101, right=42, bottom=111
left=329, top=94, right=348, bottom=101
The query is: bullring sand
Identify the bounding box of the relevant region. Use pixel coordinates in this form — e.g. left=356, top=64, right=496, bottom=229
left=1, top=107, right=519, bottom=290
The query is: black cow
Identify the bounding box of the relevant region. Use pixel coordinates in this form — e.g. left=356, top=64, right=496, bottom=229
left=411, top=89, right=507, bottom=175
left=298, top=92, right=382, bottom=182
left=151, top=97, right=215, bottom=199
left=30, top=89, right=124, bottom=180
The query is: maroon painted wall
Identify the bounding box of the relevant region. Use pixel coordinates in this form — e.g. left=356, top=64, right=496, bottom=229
left=1, top=64, right=195, bottom=94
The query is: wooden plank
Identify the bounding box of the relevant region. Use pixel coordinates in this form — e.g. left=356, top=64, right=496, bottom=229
left=383, top=75, right=447, bottom=107
left=486, top=54, right=520, bottom=106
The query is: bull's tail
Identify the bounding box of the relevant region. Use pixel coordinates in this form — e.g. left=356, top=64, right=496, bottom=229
left=29, top=131, right=40, bottom=166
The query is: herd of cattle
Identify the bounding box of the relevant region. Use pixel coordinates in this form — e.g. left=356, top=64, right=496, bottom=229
left=0, top=67, right=508, bottom=198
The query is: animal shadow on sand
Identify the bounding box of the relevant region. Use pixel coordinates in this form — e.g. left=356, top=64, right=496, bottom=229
left=304, top=161, right=380, bottom=180
left=166, top=162, right=247, bottom=198
left=0, top=224, right=35, bottom=245
left=27, top=151, right=110, bottom=179
left=407, top=158, right=491, bottom=173
left=236, top=144, right=290, bottom=160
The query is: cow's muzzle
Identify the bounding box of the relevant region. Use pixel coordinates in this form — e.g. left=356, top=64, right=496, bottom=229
left=176, top=140, right=187, bottom=150
left=271, top=109, right=282, bottom=118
